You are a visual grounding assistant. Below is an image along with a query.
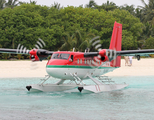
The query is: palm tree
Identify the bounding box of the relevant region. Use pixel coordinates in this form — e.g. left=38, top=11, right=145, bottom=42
left=60, top=33, right=75, bottom=51
left=135, top=8, right=144, bottom=22
left=85, top=0, right=96, bottom=8
left=51, top=2, right=62, bottom=10
left=0, top=0, right=6, bottom=9
left=5, top=0, right=22, bottom=8
left=95, top=0, right=117, bottom=11
left=119, top=4, right=136, bottom=16
left=30, top=0, right=37, bottom=4
left=139, top=0, right=154, bottom=25
left=60, top=30, right=82, bottom=51
left=60, top=30, right=100, bottom=52
left=137, top=22, right=154, bottom=49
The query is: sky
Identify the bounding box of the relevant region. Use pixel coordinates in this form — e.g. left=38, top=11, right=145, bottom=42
left=20, top=0, right=148, bottom=8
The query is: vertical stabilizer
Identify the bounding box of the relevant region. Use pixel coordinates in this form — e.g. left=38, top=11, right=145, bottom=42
left=109, top=21, right=122, bottom=67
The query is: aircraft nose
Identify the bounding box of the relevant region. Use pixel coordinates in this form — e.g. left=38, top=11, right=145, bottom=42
left=46, top=67, right=61, bottom=78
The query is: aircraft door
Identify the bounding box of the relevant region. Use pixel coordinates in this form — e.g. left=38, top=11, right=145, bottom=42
left=71, top=55, right=74, bottom=61
left=69, top=55, right=73, bottom=63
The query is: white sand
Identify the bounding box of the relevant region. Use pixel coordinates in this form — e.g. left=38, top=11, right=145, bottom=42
left=0, top=60, right=47, bottom=78
left=0, top=58, right=154, bottom=78
left=105, top=58, right=154, bottom=76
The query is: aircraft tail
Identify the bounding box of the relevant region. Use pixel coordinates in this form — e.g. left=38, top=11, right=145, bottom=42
left=109, top=21, right=122, bottom=67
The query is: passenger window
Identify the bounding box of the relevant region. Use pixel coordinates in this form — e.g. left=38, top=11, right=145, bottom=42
left=80, top=59, right=82, bottom=64
left=84, top=59, right=86, bottom=64
left=77, top=59, right=79, bottom=64
left=89, top=60, right=91, bottom=64
left=87, top=60, right=89, bottom=64
left=92, top=60, right=94, bottom=64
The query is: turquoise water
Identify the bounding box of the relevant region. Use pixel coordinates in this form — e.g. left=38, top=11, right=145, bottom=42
left=0, top=76, right=154, bottom=120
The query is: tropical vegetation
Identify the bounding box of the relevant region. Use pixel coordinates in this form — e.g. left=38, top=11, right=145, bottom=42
left=0, top=0, right=153, bottom=59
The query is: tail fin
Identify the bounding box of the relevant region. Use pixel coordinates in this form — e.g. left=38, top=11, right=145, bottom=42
left=109, top=21, right=122, bottom=67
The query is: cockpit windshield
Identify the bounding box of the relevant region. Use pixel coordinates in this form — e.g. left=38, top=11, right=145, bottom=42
left=51, top=53, right=70, bottom=60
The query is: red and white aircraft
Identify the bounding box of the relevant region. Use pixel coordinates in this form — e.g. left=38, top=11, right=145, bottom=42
left=1, top=21, right=154, bottom=93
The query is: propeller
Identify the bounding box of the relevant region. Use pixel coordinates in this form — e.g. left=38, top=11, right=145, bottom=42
left=17, top=44, right=29, bottom=54
left=0, top=38, right=53, bottom=70
left=84, top=36, right=118, bottom=69
left=86, top=36, right=105, bottom=69
left=29, top=38, right=48, bottom=70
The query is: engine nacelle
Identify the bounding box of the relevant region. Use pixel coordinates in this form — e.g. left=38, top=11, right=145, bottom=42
left=99, top=49, right=106, bottom=57
left=29, top=49, right=49, bottom=61
left=98, top=49, right=109, bottom=62
left=100, top=55, right=108, bottom=62
left=99, top=49, right=117, bottom=62
left=29, top=49, right=40, bottom=61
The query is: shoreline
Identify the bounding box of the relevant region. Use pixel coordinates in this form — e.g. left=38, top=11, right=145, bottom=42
left=0, top=58, right=154, bottom=78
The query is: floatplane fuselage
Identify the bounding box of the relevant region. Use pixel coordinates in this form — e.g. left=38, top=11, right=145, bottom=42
left=27, top=49, right=127, bottom=93
left=46, top=51, right=115, bottom=80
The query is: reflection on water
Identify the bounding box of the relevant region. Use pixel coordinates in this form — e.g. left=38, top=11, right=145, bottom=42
left=0, top=76, right=154, bottom=120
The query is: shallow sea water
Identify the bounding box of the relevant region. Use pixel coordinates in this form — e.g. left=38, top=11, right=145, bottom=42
left=0, top=76, right=154, bottom=120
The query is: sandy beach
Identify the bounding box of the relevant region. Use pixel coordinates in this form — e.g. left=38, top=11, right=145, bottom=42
left=0, top=58, right=154, bottom=78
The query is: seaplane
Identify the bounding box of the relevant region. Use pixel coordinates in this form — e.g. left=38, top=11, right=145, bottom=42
left=1, top=21, right=154, bottom=93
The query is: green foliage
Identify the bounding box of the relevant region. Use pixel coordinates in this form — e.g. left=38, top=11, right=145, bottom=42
left=1, top=53, right=10, bottom=59
left=95, top=0, right=118, bottom=11
left=60, top=30, right=96, bottom=51
left=5, top=0, right=21, bottom=8
left=108, top=9, right=143, bottom=49
left=58, top=7, right=143, bottom=50
left=85, top=0, right=96, bottom=8
left=119, top=4, right=136, bottom=16
left=145, top=36, right=154, bottom=49
left=0, top=1, right=152, bottom=54
left=16, top=54, right=24, bottom=59
left=139, top=0, right=154, bottom=25
left=0, top=0, right=6, bottom=9
left=135, top=0, right=154, bottom=44
left=0, top=4, right=64, bottom=50
left=29, top=0, right=37, bottom=5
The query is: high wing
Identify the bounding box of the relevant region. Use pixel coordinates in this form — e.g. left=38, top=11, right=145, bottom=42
left=84, top=49, right=154, bottom=58
left=0, top=48, right=27, bottom=54
left=0, top=48, right=54, bottom=61
left=117, top=49, right=154, bottom=57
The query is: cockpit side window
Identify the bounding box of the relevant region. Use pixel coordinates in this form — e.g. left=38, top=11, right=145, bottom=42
left=51, top=53, right=70, bottom=60
left=51, top=53, right=59, bottom=59
left=59, top=54, right=70, bottom=59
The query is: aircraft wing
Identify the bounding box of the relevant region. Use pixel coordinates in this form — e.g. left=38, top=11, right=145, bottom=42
left=0, top=48, right=28, bottom=54
left=0, top=48, right=53, bottom=55
left=117, top=49, right=154, bottom=57
left=84, top=49, right=154, bottom=58
left=83, top=49, right=154, bottom=63
left=0, top=48, right=54, bottom=61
